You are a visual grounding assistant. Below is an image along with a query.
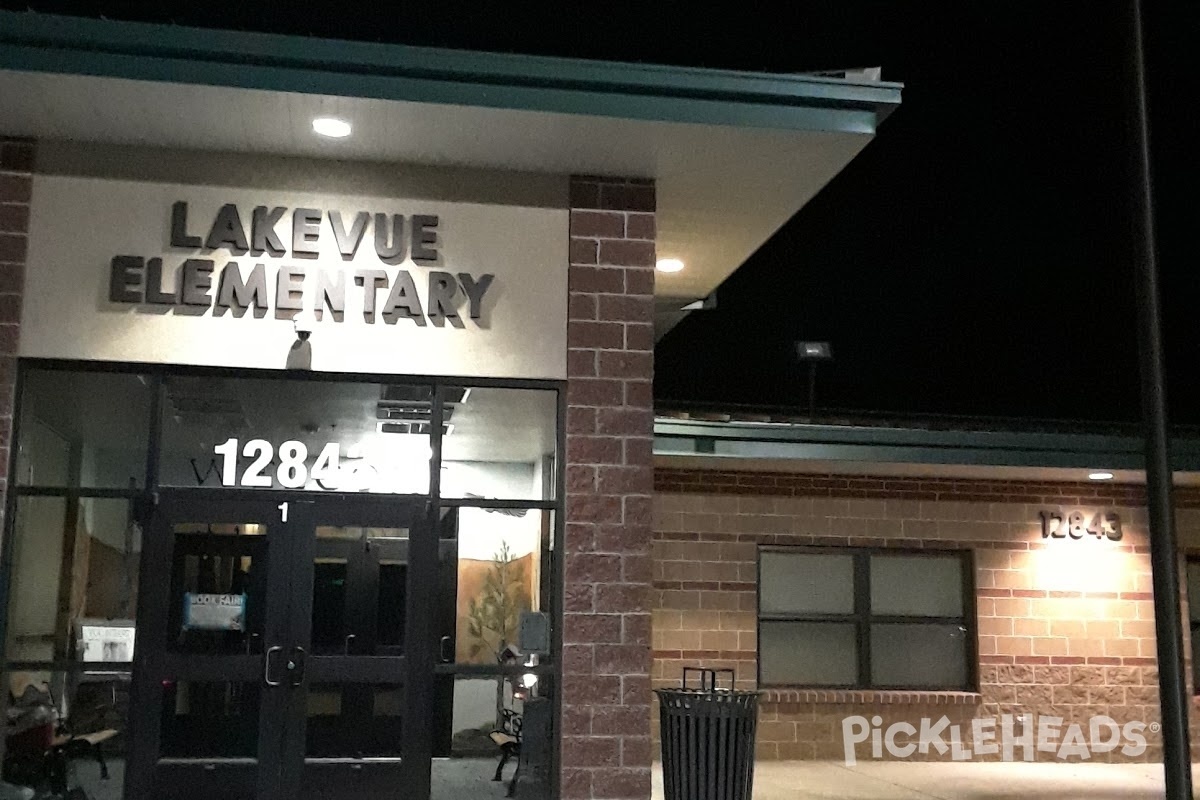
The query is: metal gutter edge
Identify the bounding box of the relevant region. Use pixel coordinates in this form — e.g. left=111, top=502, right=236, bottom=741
left=653, top=418, right=1200, bottom=472
left=0, top=11, right=901, bottom=134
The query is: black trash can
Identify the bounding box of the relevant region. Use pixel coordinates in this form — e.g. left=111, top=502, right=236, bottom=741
left=655, top=668, right=759, bottom=800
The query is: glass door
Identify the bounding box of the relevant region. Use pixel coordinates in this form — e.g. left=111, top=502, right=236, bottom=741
left=127, top=494, right=436, bottom=800
left=126, top=494, right=294, bottom=800
left=284, top=498, right=430, bottom=799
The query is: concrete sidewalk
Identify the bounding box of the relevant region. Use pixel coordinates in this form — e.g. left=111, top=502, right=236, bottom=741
left=652, top=761, right=1172, bottom=799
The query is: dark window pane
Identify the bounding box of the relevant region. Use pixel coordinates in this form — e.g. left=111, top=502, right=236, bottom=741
left=759, top=621, right=857, bottom=686
left=871, top=623, right=968, bottom=689
left=1188, top=562, right=1200, bottom=623
left=5, top=670, right=130, bottom=797
left=16, top=369, right=152, bottom=488
left=160, top=681, right=260, bottom=758
left=759, top=552, right=854, bottom=615
left=870, top=554, right=964, bottom=617
left=305, top=683, right=403, bottom=758
left=166, top=521, right=269, bottom=656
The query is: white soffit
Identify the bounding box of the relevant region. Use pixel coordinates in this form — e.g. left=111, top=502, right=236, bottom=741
left=0, top=69, right=877, bottom=300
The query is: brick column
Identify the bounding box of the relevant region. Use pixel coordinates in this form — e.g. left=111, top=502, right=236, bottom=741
left=0, top=138, right=32, bottom=525
left=562, top=176, right=656, bottom=800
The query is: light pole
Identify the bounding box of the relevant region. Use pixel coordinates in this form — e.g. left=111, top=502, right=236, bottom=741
left=795, top=341, right=833, bottom=419
left=1125, top=2, right=1191, bottom=797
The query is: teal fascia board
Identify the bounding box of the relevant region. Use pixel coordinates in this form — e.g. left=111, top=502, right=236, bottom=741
left=0, top=12, right=900, bottom=134
left=653, top=419, right=1200, bottom=472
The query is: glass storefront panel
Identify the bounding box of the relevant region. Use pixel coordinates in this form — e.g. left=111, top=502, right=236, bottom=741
left=430, top=675, right=550, bottom=798
left=311, top=525, right=409, bottom=656
left=449, top=509, right=550, bottom=666
left=166, top=521, right=270, bottom=656
left=5, top=497, right=139, bottom=664
left=3, top=365, right=562, bottom=800
left=160, top=681, right=261, bottom=758
left=16, top=369, right=152, bottom=488
left=158, top=375, right=432, bottom=494
left=439, top=387, right=557, bottom=501
left=4, top=669, right=130, bottom=798
left=304, top=683, right=404, bottom=758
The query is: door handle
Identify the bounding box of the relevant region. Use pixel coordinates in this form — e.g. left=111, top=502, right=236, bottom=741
left=344, top=634, right=357, bottom=655
left=439, top=636, right=453, bottom=663
left=263, top=646, right=283, bottom=687
left=288, top=646, right=307, bottom=687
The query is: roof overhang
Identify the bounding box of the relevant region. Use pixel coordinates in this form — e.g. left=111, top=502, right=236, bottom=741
left=0, top=12, right=901, bottom=337
left=654, top=417, right=1200, bottom=485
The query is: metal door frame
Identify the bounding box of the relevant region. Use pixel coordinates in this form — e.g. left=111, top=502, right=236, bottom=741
left=125, top=492, right=298, bottom=799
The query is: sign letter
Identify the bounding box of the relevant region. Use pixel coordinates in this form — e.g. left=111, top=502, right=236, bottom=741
left=180, top=259, right=215, bottom=306
left=205, top=204, right=250, bottom=253
left=108, top=255, right=143, bottom=303
left=170, top=201, right=202, bottom=248
left=374, top=214, right=406, bottom=263
left=382, top=271, right=425, bottom=323
left=251, top=206, right=287, bottom=256
left=292, top=208, right=322, bottom=257
left=411, top=214, right=439, bottom=263
left=458, top=273, right=494, bottom=319
left=329, top=211, right=369, bottom=259
left=216, top=263, right=268, bottom=311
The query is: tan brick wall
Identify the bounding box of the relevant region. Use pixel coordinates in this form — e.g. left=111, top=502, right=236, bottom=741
left=651, top=472, right=1200, bottom=764
left=562, top=176, right=655, bottom=799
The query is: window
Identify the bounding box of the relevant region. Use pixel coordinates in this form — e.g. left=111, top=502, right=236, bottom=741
left=1187, top=559, right=1200, bottom=692
left=757, top=548, right=975, bottom=690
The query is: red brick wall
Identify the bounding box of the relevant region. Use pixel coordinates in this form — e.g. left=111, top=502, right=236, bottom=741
left=0, top=138, right=31, bottom=527
left=562, top=176, right=655, bottom=799
left=655, top=467, right=1200, bottom=507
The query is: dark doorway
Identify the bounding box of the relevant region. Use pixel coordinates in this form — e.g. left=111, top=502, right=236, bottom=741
left=127, top=492, right=447, bottom=800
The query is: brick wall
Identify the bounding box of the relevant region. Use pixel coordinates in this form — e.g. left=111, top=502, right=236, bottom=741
left=0, top=138, right=32, bottom=529
left=562, top=176, right=655, bottom=799
left=651, top=471, right=1200, bottom=764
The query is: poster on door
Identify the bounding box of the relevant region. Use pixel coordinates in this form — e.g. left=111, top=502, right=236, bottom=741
left=183, top=593, right=247, bottom=631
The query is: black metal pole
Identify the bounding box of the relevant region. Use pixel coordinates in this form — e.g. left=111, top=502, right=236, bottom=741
left=1126, top=2, right=1191, bottom=797
left=807, top=362, right=817, bottom=419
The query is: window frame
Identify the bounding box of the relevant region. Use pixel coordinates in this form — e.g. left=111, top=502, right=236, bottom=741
left=756, top=545, right=978, bottom=691
left=1185, top=556, right=1200, bottom=695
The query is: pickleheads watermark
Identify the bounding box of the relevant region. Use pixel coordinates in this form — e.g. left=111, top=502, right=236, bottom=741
left=841, top=714, right=1158, bottom=765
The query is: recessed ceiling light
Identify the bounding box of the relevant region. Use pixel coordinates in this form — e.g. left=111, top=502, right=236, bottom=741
left=656, top=258, right=684, bottom=273
left=312, top=117, right=352, bottom=138
left=1088, top=472, right=1115, bottom=481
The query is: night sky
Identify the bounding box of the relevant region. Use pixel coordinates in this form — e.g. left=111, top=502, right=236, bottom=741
left=2, top=2, right=1196, bottom=424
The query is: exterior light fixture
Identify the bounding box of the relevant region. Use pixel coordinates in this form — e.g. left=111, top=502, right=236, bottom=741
left=795, top=341, right=833, bottom=419
left=1088, top=472, right=1115, bottom=481
left=312, top=117, right=352, bottom=138
left=796, top=341, right=833, bottom=361
left=656, top=258, right=684, bottom=273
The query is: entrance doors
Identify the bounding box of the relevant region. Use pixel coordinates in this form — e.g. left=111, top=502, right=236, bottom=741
left=127, top=492, right=443, bottom=800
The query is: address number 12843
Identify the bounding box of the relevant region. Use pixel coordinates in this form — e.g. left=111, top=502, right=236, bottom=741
left=1038, top=510, right=1123, bottom=541
left=213, top=438, right=341, bottom=489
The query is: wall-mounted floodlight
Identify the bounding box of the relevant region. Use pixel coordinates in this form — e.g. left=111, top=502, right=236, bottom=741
left=796, top=341, right=833, bottom=361
left=795, top=341, right=833, bottom=419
